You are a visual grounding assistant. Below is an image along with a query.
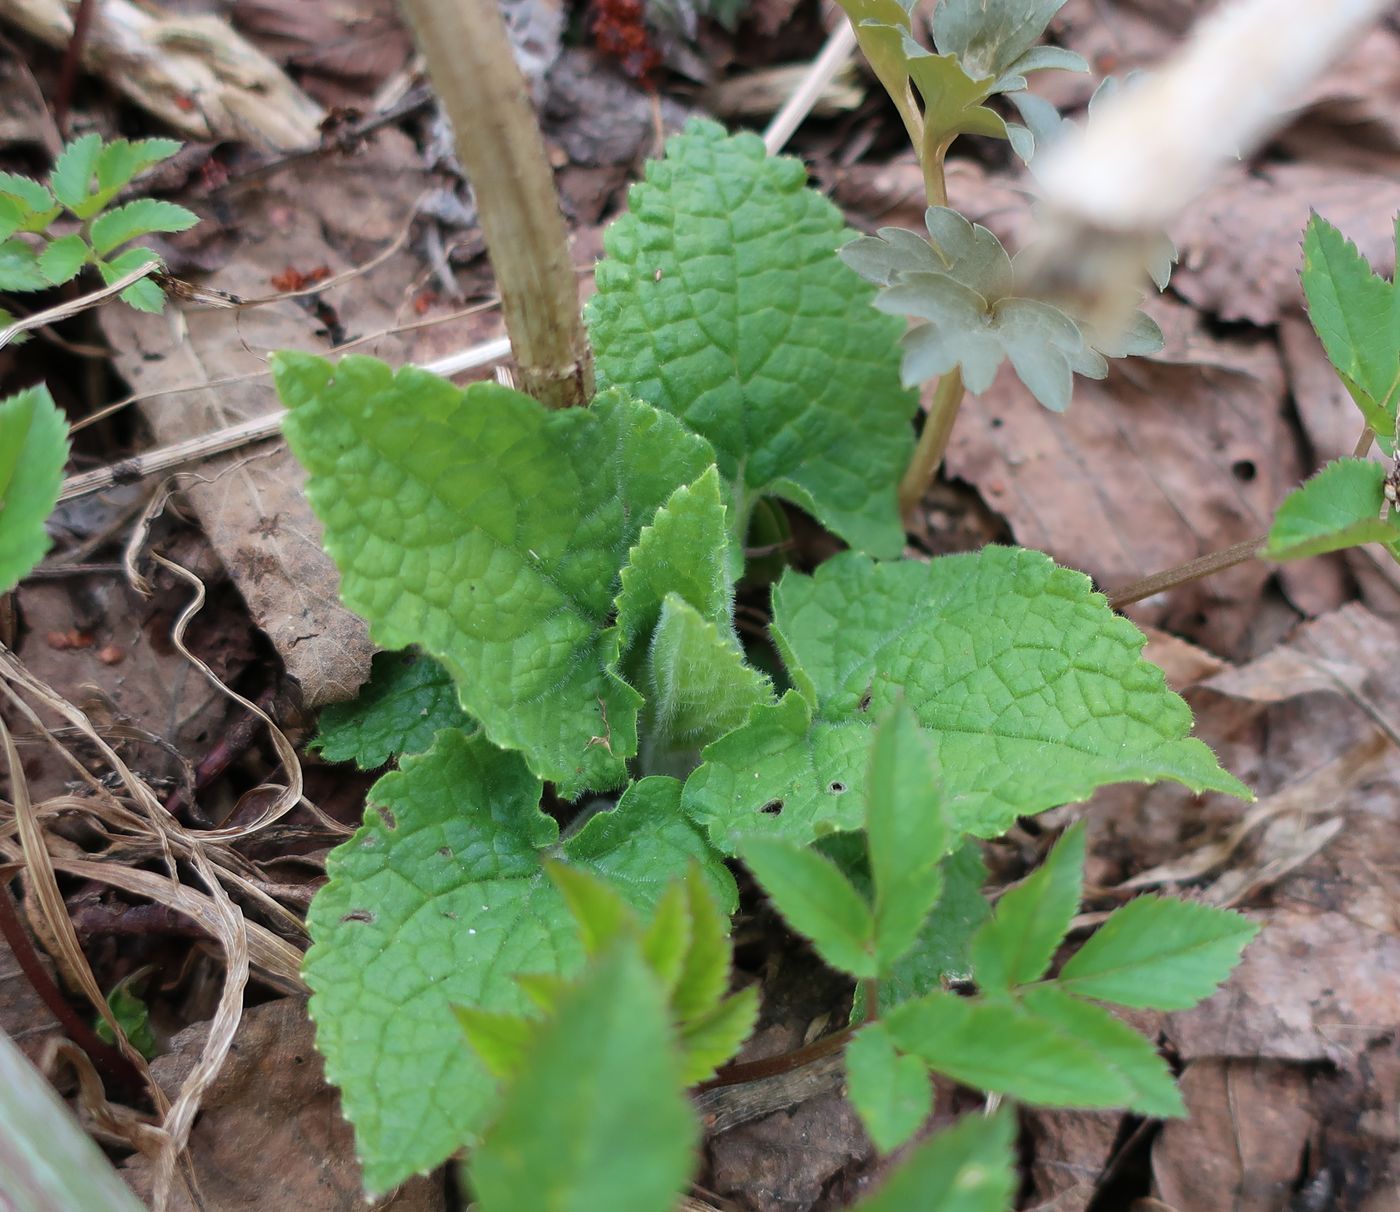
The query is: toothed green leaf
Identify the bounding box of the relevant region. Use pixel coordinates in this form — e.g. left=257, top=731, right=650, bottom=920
left=676, top=985, right=759, bottom=1084
left=0, top=239, right=48, bottom=292
left=588, top=119, right=916, bottom=558
left=845, top=1021, right=934, bottom=1153
left=1266, top=457, right=1400, bottom=561
left=89, top=198, right=198, bottom=255
left=0, top=386, right=69, bottom=594
left=853, top=1109, right=1015, bottom=1212
left=97, top=247, right=164, bottom=312
left=932, top=0, right=1071, bottom=86
left=274, top=351, right=714, bottom=797
left=36, top=233, right=88, bottom=285
left=95, top=137, right=182, bottom=195
left=49, top=134, right=102, bottom=213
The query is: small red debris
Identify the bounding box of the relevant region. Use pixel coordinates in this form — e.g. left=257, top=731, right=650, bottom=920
left=97, top=645, right=126, bottom=666
left=270, top=265, right=332, bottom=293
left=46, top=629, right=94, bottom=651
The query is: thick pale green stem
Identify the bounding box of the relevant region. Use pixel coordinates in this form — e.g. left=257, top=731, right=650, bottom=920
left=398, top=0, right=593, bottom=409
left=899, top=369, right=963, bottom=519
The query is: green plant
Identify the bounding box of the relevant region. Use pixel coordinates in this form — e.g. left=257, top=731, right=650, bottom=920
left=278, top=103, right=1253, bottom=1200
left=1264, top=213, right=1400, bottom=561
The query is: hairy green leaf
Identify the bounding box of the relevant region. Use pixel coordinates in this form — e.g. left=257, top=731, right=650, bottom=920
left=933, top=0, right=1080, bottom=90
left=1056, top=895, right=1259, bottom=1010
left=1018, top=985, right=1184, bottom=1118
left=884, top=990, right=1135, bottom=1107
left=845, top=1021, right=934, bottom=1153
left=866, top=704, right=948, bottom=968
left=588, top=119, right=916, bottom=557
left=854, top=1108, right=1015, bottom=1212
left=304, top=733, right=728, bottom=1192
left=1301, top=213, right=1399, bottom=450
left=685, top=547, right=1246, bottom=849
left=274, top=352, right=715, bottom=796
left=36, top=233, right=88, bottom=285
left=1266, top=458, right=1400, bottom=561
left=89, top=198, right=198, bottom=256
left=970, top=822, right=1084, bottom=993
left=313, top=650, right=474, bottom=769
left=0, top=386, right=69, bottom=594
left=49, top=134, right=102, bottom=213
left=467, top=942, right=698, bottom=1212
left=741, top=836, right=877, bottom=978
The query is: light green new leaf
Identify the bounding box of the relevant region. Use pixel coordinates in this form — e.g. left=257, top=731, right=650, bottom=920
left=467, top=943, right=698, bottom=1212
left=453, top=1005, right=537, bottom=1082
left=671, top=865, right=734, bottom=1020
left=677, top=985, right=760, bottom=1084
left=274, top=352, right=714, bottom=796
left=685, top=548, right=1246, bottom=850
left=898, top=32, right=1007, bottom=154
left=970, top=822, right=1084, bottom=993
left=588, top=119, right=916, bottom=557
left=647, top=595, right=772, bottom=750
left=845, top=1021, right=934, bottom=1153
left=854, top=1108, right=1015, bottom=1212
left=313, top=650, right=474, bottom=769
left=89, top=198, right=198, bottom=256
left=884, top=990, right=1135, bottom=1108
left=1266, top=458, right=1400, bottom=561
left=95, top=137, right=182, bottom=196
left=1056, top=895, right=1259, bottom=1010
left=0, top=171, right=57, bottom=219
left=1018, top=985, right=1184, bottom=1118
left=36, top=233, right=88, bottom=285
left=304, top=733, right=729, bottom=1192
left=0, top=386, right=69, bottom=594
left=0, top=239, right=48, bottom=292
left=741, top=836, right=877, bottom=978
left=49, top=133, right=102, bottom=213
left=97, top=247, right=165, bottom=312
left=866, top=704, right=948, bottom=969
left=933, top=0, right=1077, bottom=90
left=1300, top=213, right=1399, bottom=451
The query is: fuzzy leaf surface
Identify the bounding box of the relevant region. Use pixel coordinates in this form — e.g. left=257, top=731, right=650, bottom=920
left=0, top=386, right=68, bottom=593
left=1300, top=213, right=1399, bottom=450
left=467, top=943, right=698, bottom=1212
left=303, top=732, right=729, bottom=1192
left=685, top=548, right=1246, bottom=849
left=1266, top=458, right=1400, bottom=560
left=313, top=650, right=474, bottom=768
left=846, top=1021, right=934, bottom=1153
left=932, top=0, right=1076, bottom=88
left=970, top=822, right=1084, bottom=993
left=588, top=119, right=915, bottom=557
left=854, top=1109, right=1015, bottom=1212
left=1056, top=895, right=1260, bottom=1010
left=274, top=352, right=714, bottom=796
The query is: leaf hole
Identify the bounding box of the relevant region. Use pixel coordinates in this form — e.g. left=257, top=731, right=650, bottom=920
left=437, top=847, right=452, bottom=857
left=341, top=909, right=374, bottom=924
left=828, top=781, right=847, bottom=795
left=761, top=799, right=784, bottom=815
left=1232, top=459, right=1257, bottom=483
left=858, top=692, right=872, bottom=711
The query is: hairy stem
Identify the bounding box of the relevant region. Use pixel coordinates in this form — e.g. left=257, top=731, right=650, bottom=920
left=899, top=369, right=964, bottom=518
left=1107, top=536, right=1265, bottom=608
left=397, top=0, right=593, bottom=409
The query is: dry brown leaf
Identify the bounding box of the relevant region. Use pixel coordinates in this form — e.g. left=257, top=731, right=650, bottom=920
left=1139, top=625, right=1224, bottom=691
left=100, top=130, right=502, bottom=708
left=1023, top=1109, right=1121, bottom=1212
left=945, top=293, right=1292, bottom=656
left=0, top=931, right=60, bottom=1065
left=122, top=998, right=444, bottom=1211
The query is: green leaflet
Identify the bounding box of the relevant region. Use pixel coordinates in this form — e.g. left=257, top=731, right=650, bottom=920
left=273, top=352, right=715, bottom=796
left=684, top=546, right=1247, bottom=851
left=1266, top=458, right=1400, bottom=561
left=932, top=0, right=1085, bottom=92
left=845, top=1021, right=934, bottom=1153
left=313, top=650, right=474, bottom=769
left=588, top=119, right=916, bottom=558
left=853, top=1109, right=1015, bottom=1212
left=1300, top=213, right=1399, bottom=451
left=303, top=731, right=732, bottom=1192
left=0, top=386, right=69, bottom=594
left=466, top=942, right=700, bottom=1212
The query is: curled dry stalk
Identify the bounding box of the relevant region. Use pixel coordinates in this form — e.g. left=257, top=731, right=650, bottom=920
left=397, top=0, right=594, bottom=409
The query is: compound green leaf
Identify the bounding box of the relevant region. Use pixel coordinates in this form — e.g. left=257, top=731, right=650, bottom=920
left=0, top=239, right=47, bottom=292
left=1301, top=213, right=1398, bottom=450
left=1056, top=895, right=1259, bottom=1011
left=671, top=865, right=734, bottom=1020
left=884, top=989, right=1135, bottom=1108
left=36, top=233, right=88, bottom=285
left=1266, top=458, right=1400, bottom=561
left=95, top=137, right=182, bottom=196
left=0, top=171, right=56, bottom=219
left=0, top=386, right=68, bottom=594
left=845, top=1021, right=934, bottom=1153
left=97, top=246, right=165, bottom=312
left=646, top=595, right=772, bottom=751
left=1018, top=985, right=1184, bottom=1118
left=970, top=823, right=1084, bottom=993
left=313, top=650, right=474, bottom=769
left=854, top=1108, right=1015, bottom=1212
left=932, top=0, right=1071, bottom=86
left=304, top=732, right=726, bottom=1192
left=686, top=548, right=1246, bottom=849
left=741, top=836, right=877, bottom=978
left=676, top=985, right=760, bottom=1084
left=89, top=198, right=198, bottom=256
left=467, top=942, right=698, bottom=1212
left=588, top=119, right=916, bottom=558
left=866, top=703, right=949, bottom=969
left=48, top=133, right=102, bottom=213
left=274, top=352, right=714, bottom=796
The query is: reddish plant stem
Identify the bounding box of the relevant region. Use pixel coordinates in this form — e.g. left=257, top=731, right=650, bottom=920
left=695, top=1022, right=858, bottom=1092
left=52, top=0, right=95, bottom=139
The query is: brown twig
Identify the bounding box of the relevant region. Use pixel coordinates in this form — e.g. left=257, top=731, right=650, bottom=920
left=695, top=1021, right=857, bottom=1091
left=52, top=0, right=95, bottom=138
left=1107, top=536, right=1266, bottom=609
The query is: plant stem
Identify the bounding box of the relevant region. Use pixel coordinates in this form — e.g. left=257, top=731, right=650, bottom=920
left=695, top=1022, right=858, bottom=1091
left=397, top=0, right=593, bottom=409
left=899, top=369, right=964, bottom=518
left=1106, top=536, right=1265, bottom=608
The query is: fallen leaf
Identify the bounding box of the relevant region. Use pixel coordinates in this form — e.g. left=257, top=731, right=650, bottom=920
left=1023, top=1108, right=1120, bottom=1212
